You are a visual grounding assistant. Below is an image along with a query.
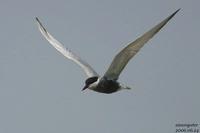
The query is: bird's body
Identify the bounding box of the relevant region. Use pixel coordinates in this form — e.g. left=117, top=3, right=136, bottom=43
left=84, top=77, right=121, bottom=94
left=36, top=9, right=180, bottom=94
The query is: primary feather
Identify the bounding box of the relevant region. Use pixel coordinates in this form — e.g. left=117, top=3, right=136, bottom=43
left=104, top=9, right=180, bottom=80
left=36, top=17, right=99, bottom=77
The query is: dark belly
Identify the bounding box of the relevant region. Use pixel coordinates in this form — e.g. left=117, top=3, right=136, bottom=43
left=94, top=79, right=120, bottom=94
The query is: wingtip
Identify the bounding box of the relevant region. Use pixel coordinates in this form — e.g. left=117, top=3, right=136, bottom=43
left=172, top=8, right=181, bottom=17
left=165, top=8, right=181, bottom=22
left=174, top=8, right=181, bottom=14
left=35, top=17, right=41, bottom=24
left=35, top=17, right=49, bottom=36
left=35, top=17, right=39, bottom=21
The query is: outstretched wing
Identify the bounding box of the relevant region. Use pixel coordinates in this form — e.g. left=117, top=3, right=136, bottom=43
left=36, top=17, right=99, bottom=77
left=104, top=9, right=180, bottom=80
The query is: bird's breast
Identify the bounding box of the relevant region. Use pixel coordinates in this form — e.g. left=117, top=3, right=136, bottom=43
left=93, top=79, right=120, bottom=94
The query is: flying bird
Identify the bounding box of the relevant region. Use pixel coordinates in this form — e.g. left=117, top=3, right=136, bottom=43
left=36, top=9, right=180, bottom=94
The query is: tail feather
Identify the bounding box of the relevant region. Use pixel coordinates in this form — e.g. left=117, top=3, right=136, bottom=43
left=120, top=83, right=132, bottom=90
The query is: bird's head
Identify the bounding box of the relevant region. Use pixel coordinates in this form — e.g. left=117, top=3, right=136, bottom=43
left=82, top=76, right=99, bottom=91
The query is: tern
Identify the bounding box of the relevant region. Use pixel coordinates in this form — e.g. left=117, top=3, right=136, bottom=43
left=36, top=9, right=180, bottom=94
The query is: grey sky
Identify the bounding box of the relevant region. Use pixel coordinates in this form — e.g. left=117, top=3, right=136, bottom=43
left=0, top=0, right=199, bottom=133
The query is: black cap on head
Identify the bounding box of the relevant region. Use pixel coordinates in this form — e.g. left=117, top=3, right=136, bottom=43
left=82, top=77, right=98, bottom=91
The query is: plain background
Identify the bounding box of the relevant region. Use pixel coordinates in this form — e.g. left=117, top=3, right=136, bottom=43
left=0, top=0, right=199, bottom=133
